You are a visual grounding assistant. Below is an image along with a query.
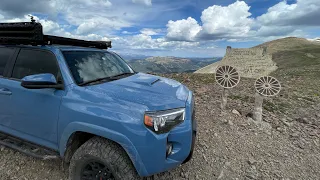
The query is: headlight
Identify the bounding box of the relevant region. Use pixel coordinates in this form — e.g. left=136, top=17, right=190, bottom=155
left=144, top=108, right=185, bottom=134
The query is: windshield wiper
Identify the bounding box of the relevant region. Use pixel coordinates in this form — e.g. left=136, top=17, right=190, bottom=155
left=78, top=77, right=114, bottom=86
left=78, top=72, right=136, bottom=86
left=109, top=72, right=136, bottom=80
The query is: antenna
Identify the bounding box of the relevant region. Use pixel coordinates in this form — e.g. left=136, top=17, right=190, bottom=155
left=29, top=15, right=35, bottom=23
left=253, top=76, right=281, bottom=121
left=215, top=65, right=240, bottom=110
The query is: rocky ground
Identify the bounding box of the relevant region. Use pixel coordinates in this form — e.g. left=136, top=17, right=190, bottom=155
left=0, top=73, right=319, bottom=180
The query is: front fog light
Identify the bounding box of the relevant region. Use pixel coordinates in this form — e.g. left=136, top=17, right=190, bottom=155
left=144, top=108, right=185, bottom=134
left=166, top=143, right=173, bottom=157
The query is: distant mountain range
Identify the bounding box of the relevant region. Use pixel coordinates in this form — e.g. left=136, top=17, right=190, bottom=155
left=118, top=37, right=320, bottom=74
left=124, top=56, right=221, bottom=73
left=119, top=53, right=151, bottom=61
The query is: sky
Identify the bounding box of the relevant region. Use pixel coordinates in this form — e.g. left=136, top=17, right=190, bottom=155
left=0, top=0, right=319, bottom=57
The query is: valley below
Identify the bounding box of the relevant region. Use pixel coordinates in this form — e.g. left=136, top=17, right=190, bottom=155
left=127, top=56, right=221, bottom=73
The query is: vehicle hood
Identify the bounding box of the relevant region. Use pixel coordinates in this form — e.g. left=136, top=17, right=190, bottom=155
left=83, top=73, right=190, bottom=111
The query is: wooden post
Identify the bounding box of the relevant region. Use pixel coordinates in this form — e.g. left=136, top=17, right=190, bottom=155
left=253, top=93, right=264, bottom=121
left=221, top=88, right=228, bottom=110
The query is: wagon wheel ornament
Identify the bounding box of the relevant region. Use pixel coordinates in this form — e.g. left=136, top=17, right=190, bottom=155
left=215, top=65, right=240, bottom=110
left=253, top=76, right=281, bottom=122
left=215, top=65, right=240, bottom=89
left=255, top=76, right=281, bottom=97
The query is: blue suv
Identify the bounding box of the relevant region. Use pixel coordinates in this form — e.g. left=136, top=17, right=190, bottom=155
left=0, top=21, right=196, bottom=180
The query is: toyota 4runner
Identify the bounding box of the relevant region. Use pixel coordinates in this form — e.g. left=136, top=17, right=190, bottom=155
left=0, top=20, right=196, bottom=180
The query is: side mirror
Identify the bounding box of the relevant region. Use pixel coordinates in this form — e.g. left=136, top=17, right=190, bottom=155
left=21, top=73, right=63, bottom=89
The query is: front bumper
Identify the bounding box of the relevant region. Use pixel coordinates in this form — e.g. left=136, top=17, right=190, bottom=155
left=183, top=107, right=196, bottom=164
left=134, top=91, right=197, bottom=177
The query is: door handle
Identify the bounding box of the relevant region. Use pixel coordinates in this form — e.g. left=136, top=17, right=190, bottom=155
left=0, top=88, right=12, bottom=95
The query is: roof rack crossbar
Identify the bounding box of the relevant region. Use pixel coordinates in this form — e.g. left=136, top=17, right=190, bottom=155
left=0, top=21, right=111, bottom=49
left=44, top=35, right=111, bottom=49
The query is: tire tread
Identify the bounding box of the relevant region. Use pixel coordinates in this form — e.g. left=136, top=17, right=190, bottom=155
left=69, top=136, right=141, bottom=180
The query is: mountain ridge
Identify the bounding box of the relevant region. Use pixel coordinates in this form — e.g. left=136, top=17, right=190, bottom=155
left=195, top=37, right=320, bottom=75
left=127, top=56, right=221, bottom=73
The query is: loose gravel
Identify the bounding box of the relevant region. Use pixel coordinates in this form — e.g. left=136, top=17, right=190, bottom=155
left=0, top=74, right=319, bottom=180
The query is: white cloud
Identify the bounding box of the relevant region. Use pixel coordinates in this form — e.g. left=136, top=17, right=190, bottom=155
left=255, top=26, right=295, bottom=37
left=140, top=28, right=163, bottom=36
left=75, top=17, right=130, bottom=35
left=132, top=0, right=152, bottom=6
left=253, top=0, right=320, bottom=39
left=0, top=0, right=165, bottom=36
left=110, top=33, right=202, bottom=51
left=200, top=1, right=253, bottom=39
left=257, top=0, right=320, bottom=26
left=1, top=15, right=112, bottom=42
left=166, top=1, right=253, bottom=41
left=0, top=0, right=161, bottom=36
left=253, top=29, right=306, bottom=42
left=111, top=33, right=224, bottom=57
left=52, top=0, right=112, bottom=9
left=76, top=21, right=100, bottom=35
left=166, top=0, right=320, bottom=42
left=84, top=0, right=112, bottom=7
left=122, top=31, right=133, bottom=34
left=50, top=0, right=131, bottom=35
left=2, top=15, right=65, bottom=36
left=166, top=17, right=202, bottom=41
left=1, top=15, right=63, bottom=36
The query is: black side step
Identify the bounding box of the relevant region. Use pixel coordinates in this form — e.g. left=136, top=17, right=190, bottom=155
left=0, top=132, right=59, bottom=160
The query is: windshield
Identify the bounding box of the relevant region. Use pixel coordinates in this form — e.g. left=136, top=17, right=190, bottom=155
left=62, top=51, right=134, bottom=85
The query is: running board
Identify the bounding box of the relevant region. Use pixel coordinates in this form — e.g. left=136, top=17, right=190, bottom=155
left=0, top=132, right=59, bottom=160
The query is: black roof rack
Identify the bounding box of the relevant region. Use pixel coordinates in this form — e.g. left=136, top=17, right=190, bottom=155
left=0, top=20, right=111, bottom=49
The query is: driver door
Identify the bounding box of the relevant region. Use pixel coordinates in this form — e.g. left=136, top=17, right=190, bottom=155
left=1, top=48, right=64, bottom=149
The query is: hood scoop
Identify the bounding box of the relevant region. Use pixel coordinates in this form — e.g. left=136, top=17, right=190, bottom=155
left=150, top=79, right=161, bottom=85
left=132, top=77, right=161, bottom=86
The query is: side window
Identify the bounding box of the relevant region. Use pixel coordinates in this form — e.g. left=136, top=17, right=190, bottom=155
left=0, top=47, right=15, bottom=76
left=12, top=49, right=61, bottom=82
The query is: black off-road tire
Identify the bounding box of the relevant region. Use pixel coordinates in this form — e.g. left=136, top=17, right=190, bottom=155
left=69, top=136, right=142, bottom=180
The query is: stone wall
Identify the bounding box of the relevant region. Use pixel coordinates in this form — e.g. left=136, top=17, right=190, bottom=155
left=195, top=46, right=278, bottom=79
